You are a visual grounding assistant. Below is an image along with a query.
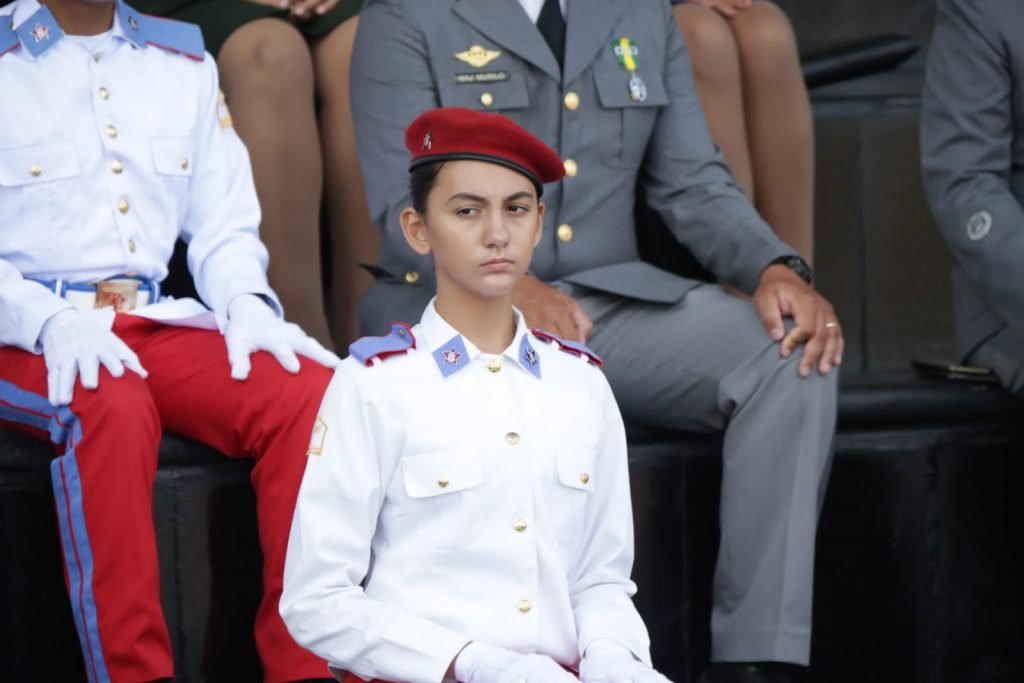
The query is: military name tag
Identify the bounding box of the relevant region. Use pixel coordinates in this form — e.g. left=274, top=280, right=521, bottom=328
left=454, top=70, right=510, bottom=85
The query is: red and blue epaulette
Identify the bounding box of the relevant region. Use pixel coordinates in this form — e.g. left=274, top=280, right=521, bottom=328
left=0, top=20, right=19, bottom=58
left=531, top=329, right=603, bottom=367
left=121, top=3, right=205, bottom=61
left=349, top=323, right=416, bottom=367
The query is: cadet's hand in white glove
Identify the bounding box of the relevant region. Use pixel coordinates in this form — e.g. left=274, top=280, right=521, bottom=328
left=455, top=642, right=578, bottom=683
left=225, top=294, right=340, bottom=380
left=580, top=639, right=673, bottom=683
left=38, top=309, right=147, bottom=406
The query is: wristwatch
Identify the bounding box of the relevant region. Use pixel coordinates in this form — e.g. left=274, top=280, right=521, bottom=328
left=766, top=255, right=813, bottom=284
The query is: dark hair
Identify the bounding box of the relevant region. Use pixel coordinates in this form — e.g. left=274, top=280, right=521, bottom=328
left=408, top=161, right=446, bottom=214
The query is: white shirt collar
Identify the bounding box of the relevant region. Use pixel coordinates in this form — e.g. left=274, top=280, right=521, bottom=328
left=517, top=0, right=567, bottom=24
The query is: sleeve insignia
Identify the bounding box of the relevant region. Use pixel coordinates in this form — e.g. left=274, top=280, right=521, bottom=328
left=307, top=415, right=328, bottom=456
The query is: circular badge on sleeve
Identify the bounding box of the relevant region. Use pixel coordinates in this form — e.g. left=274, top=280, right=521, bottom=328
left=966, top=211, right=993, bottom=241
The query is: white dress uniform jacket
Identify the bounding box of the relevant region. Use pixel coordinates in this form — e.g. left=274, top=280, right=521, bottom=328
left=0, top=0, right=279, bottom=352
left=281, top=301, right=652, bottom=683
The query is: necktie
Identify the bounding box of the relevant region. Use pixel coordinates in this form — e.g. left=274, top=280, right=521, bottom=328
left=537, top=0, right=565, bottom=70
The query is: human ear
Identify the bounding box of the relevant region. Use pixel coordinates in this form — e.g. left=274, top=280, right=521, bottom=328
left=400, top=207, right=432, bottom=256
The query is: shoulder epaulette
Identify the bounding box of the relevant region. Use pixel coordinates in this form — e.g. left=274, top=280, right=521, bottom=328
left=531, top=329, right=603, bottom=367
left=349, top=323, right=416, bottom=366
left=0, top=19, right=21, bottom=58
left=133, top=11, right=205, bottom=61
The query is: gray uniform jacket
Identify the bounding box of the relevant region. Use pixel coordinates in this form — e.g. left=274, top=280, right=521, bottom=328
left=351, top=0, right=794, bottom=303
left=921, top=0, right=1024, bottom=360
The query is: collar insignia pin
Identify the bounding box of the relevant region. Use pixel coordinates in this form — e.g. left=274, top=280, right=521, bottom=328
left=30, top=23, right=50, bottom=43
left=442, top=347, right=462, bottom=366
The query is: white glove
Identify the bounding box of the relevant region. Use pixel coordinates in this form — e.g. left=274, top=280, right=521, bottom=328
left=454, top=642, right=578, bottom=683
left=579, top=639, right=672, bottom=683
left=38, top=309, right=147, bottom=406
left=224, top=294, right=340, bottom=380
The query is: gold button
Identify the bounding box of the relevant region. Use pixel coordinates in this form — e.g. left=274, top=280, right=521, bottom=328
left=505, top=432, right=520, bottom=445
left=127, top=239, right=137, bottom=253
left=104, top=124, right=118, bottom=140
left=517, top=599, right=532, bottom=614
left=580, top=472, right=590, bottom=485
left=118, top=199, right=129, bottom=214
left=437, top=478, right=449, bottom=488
left=30, top=165, right=42, bottom=177
left=557, top=224, right=574, bottom=243
left=513, top=518, right=528, bottom=533
left=564, top=92, right=580, bottom=111
left=111, top=160, right=124, bottom=174
left=404, top=271, right=420, bottom=284
left=487, top=359, right=502, bottom=373
left=563, top=159, right=578, bottom=177
left=99, top=87, right=109, bottom=100
left=180, top=158, right=189, bottom=170
left=480, top=92, right=494, bottom=107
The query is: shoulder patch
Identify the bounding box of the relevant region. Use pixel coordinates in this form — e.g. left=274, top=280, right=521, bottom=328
left=134, top=12, right=205, bottom=61
left=1, top=18, right=22, bottom=58
left=349, top=322, right=416, bottom=366
left=531, top=328, right=603, bottom=367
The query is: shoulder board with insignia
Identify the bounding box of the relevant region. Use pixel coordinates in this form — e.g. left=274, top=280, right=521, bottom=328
left=0, top=20, right=20, bottom=58
left=349, top=322, right=416, bottom=367
left=531, top=329, right=603, bottom=367
left=136, top=13, right=205, bottom=61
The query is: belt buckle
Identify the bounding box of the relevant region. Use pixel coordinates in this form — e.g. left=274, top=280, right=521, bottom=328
left=95, top=280, right=139, bottom=313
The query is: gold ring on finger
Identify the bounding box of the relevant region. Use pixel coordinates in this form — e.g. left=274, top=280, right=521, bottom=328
left=825, top=321, right=839, bottom=329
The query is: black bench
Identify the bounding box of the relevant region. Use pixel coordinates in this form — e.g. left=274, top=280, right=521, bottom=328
left=3, top=372, right=1023, bottom=682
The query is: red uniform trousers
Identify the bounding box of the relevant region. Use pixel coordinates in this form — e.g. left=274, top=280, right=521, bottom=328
left=0, top=315, right=333, bottom=683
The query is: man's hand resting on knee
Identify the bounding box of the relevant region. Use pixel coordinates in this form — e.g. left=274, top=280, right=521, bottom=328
left=754, top=265, right=844, bottom=378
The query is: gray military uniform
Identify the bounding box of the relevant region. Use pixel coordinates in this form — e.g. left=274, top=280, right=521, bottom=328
left=352, top=0, right=837, bottom=665
left=921, top=0, right=1024, bottom=396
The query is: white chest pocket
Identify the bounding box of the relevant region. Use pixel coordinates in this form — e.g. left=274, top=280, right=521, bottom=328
left=397, top=450, right=485, bottom=551
left=149, top=136, right=194, bottom=218
left=0, top=141, right=81, bottom=252
left=553, top=446, right=598, bottom=560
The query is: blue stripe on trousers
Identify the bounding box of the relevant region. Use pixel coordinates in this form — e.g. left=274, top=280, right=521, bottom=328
left=0, top=380, right=111, bottom=682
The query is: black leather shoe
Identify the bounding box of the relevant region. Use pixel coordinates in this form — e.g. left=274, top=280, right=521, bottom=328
left=697, top=662, right=805, bottom=683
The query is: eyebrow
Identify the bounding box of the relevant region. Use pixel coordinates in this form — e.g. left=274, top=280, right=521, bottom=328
left=445, top=191, right=537, bottom=204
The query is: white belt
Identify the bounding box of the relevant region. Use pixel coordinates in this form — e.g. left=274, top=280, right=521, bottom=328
left=34, top=277, right=159, bottom=313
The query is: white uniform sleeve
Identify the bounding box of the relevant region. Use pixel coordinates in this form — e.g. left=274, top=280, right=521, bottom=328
left=0, top=259, right=72, bottom=351
left=180, top=55, right=282, bottom=320
left=570, top=377, right=653, bottom=665
left=280, top=363, right=470, bottom=683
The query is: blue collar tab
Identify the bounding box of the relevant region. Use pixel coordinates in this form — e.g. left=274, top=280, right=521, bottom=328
left=13, top=4, right=64, bottom=59
left=118, top=2, right=205, bottom=60
left=432, top=334, right=470, bottom=378
left=518, top=333, right=542, bottom=379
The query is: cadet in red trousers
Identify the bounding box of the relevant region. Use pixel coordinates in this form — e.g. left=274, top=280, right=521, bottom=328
left=0, top=1, right=340, bottom=681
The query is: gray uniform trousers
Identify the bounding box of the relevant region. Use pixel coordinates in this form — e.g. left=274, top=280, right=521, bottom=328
left=360, top=279, right=837, bottom=665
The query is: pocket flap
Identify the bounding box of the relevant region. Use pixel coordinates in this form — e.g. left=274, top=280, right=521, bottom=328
left=556, top=449, right=597, bottom=492
left=151, top=136, right=194, bottom=176
left=0, top=142, right=80, bottom=186
left=438, top=70, right=531, bottom=111
left=593, top=70, right=668, bottom=109
left=403, top=451, right=483, bottom=498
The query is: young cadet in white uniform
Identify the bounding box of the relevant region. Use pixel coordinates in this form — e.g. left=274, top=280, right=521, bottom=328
left=280, top=107, right=672, bottom=683
left=0, top=1, right=339, bottom=680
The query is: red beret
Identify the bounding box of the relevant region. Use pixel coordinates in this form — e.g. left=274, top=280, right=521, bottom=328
left=405, top=107, right=565, bottom=194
